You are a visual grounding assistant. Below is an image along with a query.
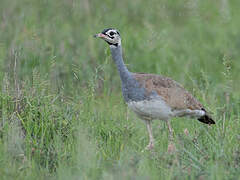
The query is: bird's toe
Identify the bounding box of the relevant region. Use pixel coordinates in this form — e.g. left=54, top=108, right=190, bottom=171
left=167, top=142, right=176, bottom=154
left=145, top=142, right=154, bottom=150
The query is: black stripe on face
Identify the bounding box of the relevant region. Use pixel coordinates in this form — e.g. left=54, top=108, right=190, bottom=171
left=106, top=41, right=118, bottom=47
left=102, top=28, right=117, bottom=39
left=102, top=28, right=113, bottom=35
left=101, top=28, right=119, bottom=46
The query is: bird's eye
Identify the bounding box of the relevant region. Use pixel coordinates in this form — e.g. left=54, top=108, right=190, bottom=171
left=109, top=31, right=115, bottom=36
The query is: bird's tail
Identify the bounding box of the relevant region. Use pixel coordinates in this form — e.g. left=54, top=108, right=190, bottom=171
left=198, top=114, right=215, bottom=125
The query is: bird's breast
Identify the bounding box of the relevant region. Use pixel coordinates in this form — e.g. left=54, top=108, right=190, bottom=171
left=121, top=82, right=147, bottom=102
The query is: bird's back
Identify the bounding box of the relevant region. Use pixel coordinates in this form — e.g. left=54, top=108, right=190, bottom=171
left=133, top=73, right=203, bottom=111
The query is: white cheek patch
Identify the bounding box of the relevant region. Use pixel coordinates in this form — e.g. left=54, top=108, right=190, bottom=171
left=105, top=30, right=121, bottom=46
left=106, top=30, right=117, bottom=37
left=105, top=37, right=115, bottom=44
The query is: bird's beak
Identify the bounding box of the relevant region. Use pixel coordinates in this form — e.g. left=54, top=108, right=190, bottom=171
left=93, top=33, right=106, bottom=38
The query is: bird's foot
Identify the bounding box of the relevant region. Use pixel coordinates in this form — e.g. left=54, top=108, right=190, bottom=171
left=167, top=142, right=176, bottom=154
left=145, top=142, right=154, bottom=150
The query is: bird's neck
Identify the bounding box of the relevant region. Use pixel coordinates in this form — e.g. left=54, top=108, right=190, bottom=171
left=110, top=45, right=147, bottom=102
left=110, top=45, right=132, bottom=82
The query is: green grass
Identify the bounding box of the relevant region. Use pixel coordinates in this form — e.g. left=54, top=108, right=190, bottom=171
left=0, top=0, right=240, bottom=179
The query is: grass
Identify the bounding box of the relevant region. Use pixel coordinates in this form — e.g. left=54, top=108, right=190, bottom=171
left=0, top=0, right=240, bottom=179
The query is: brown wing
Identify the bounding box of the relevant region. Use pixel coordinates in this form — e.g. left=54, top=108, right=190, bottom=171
left=133, top=73, right=203, bottom=110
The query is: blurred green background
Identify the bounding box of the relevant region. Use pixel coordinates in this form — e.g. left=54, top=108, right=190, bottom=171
left=0, top=0, right=240, bottom=179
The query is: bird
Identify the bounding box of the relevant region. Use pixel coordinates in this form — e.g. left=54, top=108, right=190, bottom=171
left=94, top=28, right=215, bottom=150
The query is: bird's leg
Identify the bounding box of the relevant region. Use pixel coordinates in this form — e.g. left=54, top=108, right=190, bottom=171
left=167, top=121, right=174, bottom=141
left=167, top=121, right=176, bottom=153
left=145, top=120, right=154, bottom=150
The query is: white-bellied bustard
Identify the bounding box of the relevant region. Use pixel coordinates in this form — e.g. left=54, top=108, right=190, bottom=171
left=94, top=28, right=215, bottom=151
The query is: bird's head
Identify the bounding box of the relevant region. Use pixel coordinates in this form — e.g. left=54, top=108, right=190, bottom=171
left=94, top=28, right=121, bottom=47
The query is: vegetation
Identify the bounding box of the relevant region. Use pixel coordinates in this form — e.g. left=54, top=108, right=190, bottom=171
left=0, top=0, right=240, bottom=179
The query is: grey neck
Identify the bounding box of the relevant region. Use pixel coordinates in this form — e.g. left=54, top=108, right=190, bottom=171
left=110, top=45, right=132, bottom=82
left=110, top=45, right=148, bottom=102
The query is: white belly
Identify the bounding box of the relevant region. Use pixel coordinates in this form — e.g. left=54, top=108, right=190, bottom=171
left=127, top=98, right=172, bottom=121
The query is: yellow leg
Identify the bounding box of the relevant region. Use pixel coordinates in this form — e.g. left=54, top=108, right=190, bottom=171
left=167, top=121, right=176, bottom=153
left=145, top=120, right=154, bottom=150
left=167, top=121, right=174, bottom=141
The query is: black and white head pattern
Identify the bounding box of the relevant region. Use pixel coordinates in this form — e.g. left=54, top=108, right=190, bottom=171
left=101, top=28, right=121, bottom=47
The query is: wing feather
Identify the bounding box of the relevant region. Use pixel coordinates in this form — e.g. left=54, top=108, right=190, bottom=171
left=133, top=73, right=203, bottom=110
